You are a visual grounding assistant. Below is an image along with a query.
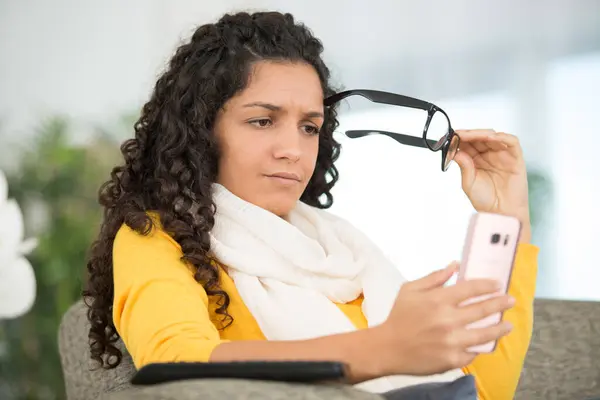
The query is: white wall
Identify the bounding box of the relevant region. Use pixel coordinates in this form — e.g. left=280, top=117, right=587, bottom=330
left=330, top=92, right=516, bottom=280
left=2, top=0, right=598, bottom=144
left=1, top=0, right=599, bottom=300
left=329, top=55, right=600, bottom=301
left=549, top=53, right=600, bottom=300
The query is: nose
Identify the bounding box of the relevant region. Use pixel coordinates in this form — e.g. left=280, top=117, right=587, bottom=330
left=272, top=124, right=302, bottom=162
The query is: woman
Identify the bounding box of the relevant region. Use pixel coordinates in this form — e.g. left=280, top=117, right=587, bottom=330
left=84, top=11, right=538, bottom=399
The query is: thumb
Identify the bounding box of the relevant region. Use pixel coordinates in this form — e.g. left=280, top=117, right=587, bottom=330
left=409, top=262, right=459, bottom=291
left=453, top=150, right=476, bottom=193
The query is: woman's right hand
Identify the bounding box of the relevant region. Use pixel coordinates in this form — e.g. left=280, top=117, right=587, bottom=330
left=373, top=262, right=515, bottom=377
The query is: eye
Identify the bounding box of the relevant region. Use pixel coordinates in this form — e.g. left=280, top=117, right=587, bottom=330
left=249, top=118, right=272, bottom=128
left=303, top=125, right=320, bottom=136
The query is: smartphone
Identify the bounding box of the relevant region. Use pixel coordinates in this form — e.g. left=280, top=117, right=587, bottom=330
left=458, top=212, right=521, bottom=353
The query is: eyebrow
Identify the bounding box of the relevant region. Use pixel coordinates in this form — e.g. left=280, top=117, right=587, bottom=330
left=242, top=102, right=324, bottom=119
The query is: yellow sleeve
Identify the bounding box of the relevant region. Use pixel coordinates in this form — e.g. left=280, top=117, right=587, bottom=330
left=112, top=222, right=229, bottom=368
left=461, top=243, right=539, bottom=400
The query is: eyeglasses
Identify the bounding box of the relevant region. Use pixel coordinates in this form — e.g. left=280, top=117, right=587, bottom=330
left=324, top=89, right=459, bottom=171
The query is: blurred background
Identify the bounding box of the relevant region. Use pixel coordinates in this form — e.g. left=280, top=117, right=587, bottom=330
left=0, top=0, right=599, bottom=398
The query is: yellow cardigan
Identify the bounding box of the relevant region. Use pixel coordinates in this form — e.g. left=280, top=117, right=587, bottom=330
left=113, top=222, right=538, bottom=400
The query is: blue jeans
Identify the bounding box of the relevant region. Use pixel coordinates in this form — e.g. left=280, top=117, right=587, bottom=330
left=381, top=375, right=477, bottom=400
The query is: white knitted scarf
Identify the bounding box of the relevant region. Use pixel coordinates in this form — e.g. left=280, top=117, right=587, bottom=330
left=209, top=183, right=464, bottom=393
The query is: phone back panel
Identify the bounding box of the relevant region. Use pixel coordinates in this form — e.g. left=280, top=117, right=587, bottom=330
left=458, top=212, right=521, bottom=353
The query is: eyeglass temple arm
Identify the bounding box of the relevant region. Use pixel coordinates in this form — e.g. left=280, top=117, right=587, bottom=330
left=345, top=130, right=436, bottom=149
left=325, top=90, right=432, bottom=111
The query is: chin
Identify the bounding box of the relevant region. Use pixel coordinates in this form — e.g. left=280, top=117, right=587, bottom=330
left=263, top=195, right=299, bottom=218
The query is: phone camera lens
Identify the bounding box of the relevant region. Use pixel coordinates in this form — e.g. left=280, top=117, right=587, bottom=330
left=491, top=233, right=501, bottom=244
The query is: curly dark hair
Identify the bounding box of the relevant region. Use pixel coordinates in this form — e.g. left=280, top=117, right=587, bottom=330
left=83, top=10, right=342, bottom=368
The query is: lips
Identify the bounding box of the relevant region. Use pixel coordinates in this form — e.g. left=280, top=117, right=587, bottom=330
left=266, top=172, right=302, bottom=182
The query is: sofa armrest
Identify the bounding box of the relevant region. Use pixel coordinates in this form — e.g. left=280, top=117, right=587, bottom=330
left=516, top=298, right=600, bottom=399
left=98, top=379, right=383, bottom=400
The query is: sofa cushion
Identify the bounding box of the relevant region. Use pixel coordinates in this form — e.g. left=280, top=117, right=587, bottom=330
left=99, top=379, right=380, bottom=400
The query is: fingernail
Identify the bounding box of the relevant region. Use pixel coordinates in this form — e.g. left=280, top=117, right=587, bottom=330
left=504, top=322, right=513, bottom=331
left=508, top=296, right=516, bottom=305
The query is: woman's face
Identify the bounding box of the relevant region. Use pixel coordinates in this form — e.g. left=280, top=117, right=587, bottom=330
left=214, top=61, right=324, bottom=217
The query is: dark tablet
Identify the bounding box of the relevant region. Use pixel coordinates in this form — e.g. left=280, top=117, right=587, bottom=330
left=131, top=361, right=348, bottom=386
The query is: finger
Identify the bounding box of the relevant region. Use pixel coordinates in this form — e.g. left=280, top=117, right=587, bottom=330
left=456, top=129, right=500, bottom=154
left=407, top=262, right=459, bottom=292
left=460, top=129, right=521, bottom=158
left=457, top=142, right=480, bottom=159
left=453, top=352, right=478, bottom=369
left=457, top=294, right=515, bottom=325
left=460, top=321, right=513, bottom=349
left=458, top=130, right=511, bottom=154
left=455, top=129, right=496, bottom=142
left=470, top=140, right=490, bottom=154
left=439, top=278, right=501, bottom=304
left=481, top=139, right=509, bottom=152
left=485, top=132, right=522, bottom=158
left=453, top=150, right=476, bottom=191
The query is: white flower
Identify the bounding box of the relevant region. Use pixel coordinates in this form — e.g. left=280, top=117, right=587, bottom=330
left=0, top=169, right=37, bottom=319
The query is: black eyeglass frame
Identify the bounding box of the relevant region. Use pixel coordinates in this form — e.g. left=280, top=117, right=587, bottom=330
left=324, top=89, right=459, bottom=171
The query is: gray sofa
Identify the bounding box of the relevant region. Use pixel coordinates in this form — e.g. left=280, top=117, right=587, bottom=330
left=58, top=298, right=600, bottom=400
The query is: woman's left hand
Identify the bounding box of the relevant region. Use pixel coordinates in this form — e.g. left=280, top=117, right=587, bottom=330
left=452, top=129, right=531, bottom=243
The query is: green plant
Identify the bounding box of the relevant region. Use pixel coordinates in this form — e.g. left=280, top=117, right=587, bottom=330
left=526, top=168, right=553, bottom=241
left=0, top=116, right=121, bottom=399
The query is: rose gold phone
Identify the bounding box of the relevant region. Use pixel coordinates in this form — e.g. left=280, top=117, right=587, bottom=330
left=458, top=212, right=521, bottom=353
